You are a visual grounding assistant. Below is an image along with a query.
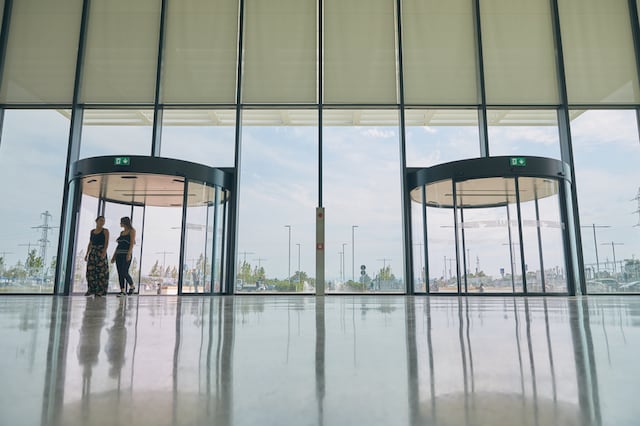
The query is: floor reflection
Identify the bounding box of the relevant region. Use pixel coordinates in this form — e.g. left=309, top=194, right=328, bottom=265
left=0, top=295, right=639, bottom=426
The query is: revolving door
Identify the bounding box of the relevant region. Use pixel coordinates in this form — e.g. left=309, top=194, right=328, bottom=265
left=56, top=156, right=233, bottom=295
left=409, top=156, right=578, bottom=295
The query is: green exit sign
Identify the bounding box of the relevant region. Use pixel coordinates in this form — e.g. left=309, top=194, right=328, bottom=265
left=510, top=157, right=527, bottom=167
left=114, top=157, right=130, bottom=166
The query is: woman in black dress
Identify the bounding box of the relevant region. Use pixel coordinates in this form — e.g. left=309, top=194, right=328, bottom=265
left=111, top=216, right=136, bottom=296
left=84, top=215, right=109, bottom=296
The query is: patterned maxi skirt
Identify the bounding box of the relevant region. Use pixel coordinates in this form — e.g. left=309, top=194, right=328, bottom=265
left=86, top=245, right=109, bottom=295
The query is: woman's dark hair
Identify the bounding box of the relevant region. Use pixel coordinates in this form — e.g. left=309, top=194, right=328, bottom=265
left=95, top=215, right=105, bottom=222
left=120, top=216, right=133, bottom=230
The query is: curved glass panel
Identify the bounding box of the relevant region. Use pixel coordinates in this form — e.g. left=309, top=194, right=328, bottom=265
left=411, top=158, right=571, bottom=295
left=62, top=158, right=231, bottom=295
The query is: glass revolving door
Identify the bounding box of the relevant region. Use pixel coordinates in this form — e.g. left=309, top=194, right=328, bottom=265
left=56, top=156, right=232, bottom=295
left=409, top=156, right=576, bottom=295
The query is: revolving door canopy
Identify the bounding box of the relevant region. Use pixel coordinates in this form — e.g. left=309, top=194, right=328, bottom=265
left=408, top=156, right=577, bottom=295
left=57, top=156, right=234, bottom=295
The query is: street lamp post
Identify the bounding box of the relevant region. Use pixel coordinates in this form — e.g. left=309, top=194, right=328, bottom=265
left=296, top=243, right=301, bottom=289
left=581, top=224, right=610, bottom=277
left=351, top=225, right=358, bottom=282
left=342, top=242, right=347, bottom=283
left=284, top=225, right=291, bottom=286
left=601, top=241, right=624, bottom=274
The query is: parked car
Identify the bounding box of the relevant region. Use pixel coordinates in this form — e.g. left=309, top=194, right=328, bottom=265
left=619, top=281, right=640, bottom=292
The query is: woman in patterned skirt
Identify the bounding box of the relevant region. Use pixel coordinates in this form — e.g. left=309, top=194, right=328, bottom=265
left=84, top=215, right=110, bottom=296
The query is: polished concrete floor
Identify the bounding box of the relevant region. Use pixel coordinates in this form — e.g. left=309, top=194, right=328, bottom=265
left=1, top=295, right=639, bottom=426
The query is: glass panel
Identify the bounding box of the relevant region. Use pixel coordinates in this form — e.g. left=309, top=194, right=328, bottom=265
left=570, top=110, right=640, bottom=293
left=411, top=195, right=426, bottom=293
left=160, top=109, right=235, bottom=167
left=558, top=0, right=640, bottom=104
left=182, top=181, right=215, bottom=294
left=237, top=110, right=317, bottom=293
left=0, top=0, right=82, bottom=103
left=162, top=0, right=238, bottom=104
left=81, top=0, right=160, bottom=103
left=324, top=110, right=403, bottom=293
left=324, top=0, right=398, bottom=104
left=456, top=178, right=521, bottom=294
left=405, top=109, right=480, bottom=167
left=243, top=0, right=316, bottom=103
left=71, top=192, right=99, bottom=294
left=212, top=187, right=226, bottom=293
left=103, top=202, right=142, bottom=294
left=487, top=109, right=561, bottom=159
left=0, top=110, right=69, bottom=294
left=139, top=205, right=182, bottom=295
left=518, top=177, right=567, bottom=293
left=422, top=180, right=456, bottom=293
left=401, top=0, right=477, bottom=104
left=79, top=109, right=153, bottom=158
left=480, top=0, right=558, bottom=104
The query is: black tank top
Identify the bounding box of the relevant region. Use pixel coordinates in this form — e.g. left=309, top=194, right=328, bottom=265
left=90, top=229, right=106, bottom=246
left=116, top=233, right=131, bottom=253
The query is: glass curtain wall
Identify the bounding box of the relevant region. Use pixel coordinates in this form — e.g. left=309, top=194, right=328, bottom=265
left=570, top=110, right=640, bottom=293
left=0, top=110, right=70, bottom=293
left=323, top=110, right=404, bottom=293
left=160, top=110, right=236, bottom=167
left=79, top=110, right=154, bottom=159
left=487, top=110, right=561, bottom=159
left=236, top=110, right=318, bottom=293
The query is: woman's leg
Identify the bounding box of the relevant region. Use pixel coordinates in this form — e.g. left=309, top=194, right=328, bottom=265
left=97, top=254, right=109, bottom=295
left=115, top=254, right=127, bottom=291
left=122, top=257, right=135, bottom=293
left=86, top=249, right=97, bottom=294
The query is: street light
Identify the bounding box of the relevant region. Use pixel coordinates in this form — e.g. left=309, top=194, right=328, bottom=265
left=284, top=225, right=291, bottom=286
left=352, top=225, right=358, bottom=282
left=581, top=224, right=610, bottom=277
left=342, top=242, right=347, bottom=283
left=296, top=243, right=301, bottom=289
left=601, top=241, right=624, bottom=274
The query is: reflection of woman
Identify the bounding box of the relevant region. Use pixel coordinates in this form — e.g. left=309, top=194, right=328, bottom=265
left=84, top=216, right=109, bottom=297
left=105, top=296, right=127, bottom=379
left=77, top=296, right=106, bottom=398
left=111, top=216, right=136, bottom=296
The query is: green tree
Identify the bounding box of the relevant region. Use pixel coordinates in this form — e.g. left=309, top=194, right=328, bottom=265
left=7, top=261, right=27, bottom=279
left=239, top=261, right=252, bottom=283
left=26, top=249, right=44, bottom=276
left=378, top=265, right=395, bottom=281
left=150, top=260, right=161, bottom=277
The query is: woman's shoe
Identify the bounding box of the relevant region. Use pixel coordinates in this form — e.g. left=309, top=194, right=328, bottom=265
left=117, top=291, right=126, bottom=297
left=127, top=285, right=135, bottom=295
